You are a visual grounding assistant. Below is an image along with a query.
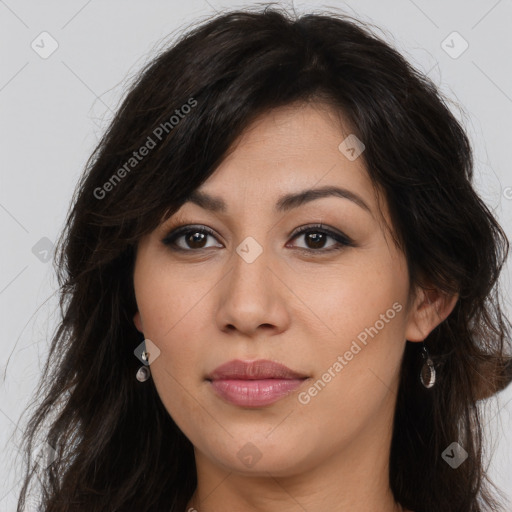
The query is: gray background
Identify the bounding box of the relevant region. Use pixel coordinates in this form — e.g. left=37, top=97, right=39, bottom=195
left=1, top=0, right=511, bottom=509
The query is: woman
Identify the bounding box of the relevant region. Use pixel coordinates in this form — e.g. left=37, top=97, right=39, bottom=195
left=16, top=5, right=512, bottom=512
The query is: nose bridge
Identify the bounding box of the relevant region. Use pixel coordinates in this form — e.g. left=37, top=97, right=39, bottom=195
left=231, top=233, right=270, bottom=291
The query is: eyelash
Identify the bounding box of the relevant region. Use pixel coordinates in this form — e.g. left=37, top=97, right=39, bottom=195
left=161, top=223, right=355, bottom=254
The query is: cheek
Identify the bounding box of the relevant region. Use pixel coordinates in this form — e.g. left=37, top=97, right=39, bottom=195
left=293, top=249, right=409, bottom=420
left=133, top=244, right=213, bottom=347
left=295, top=244, right=409, bottom=354
left=135, top=280, right=206, bottom=379
left=135, top=270, right=212, bottom=436
left=132, top=251, right=210, bottom=400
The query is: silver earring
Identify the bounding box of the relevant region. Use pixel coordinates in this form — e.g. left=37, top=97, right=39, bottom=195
left=136, top=349, right=151, bottom=382
left=134, top=338, right=152, bottom=382
left=136, top=365, right=151, bottom=382
left=134, top=339, right=160, bottom=383
left=420, top=343, right=436, bottom=388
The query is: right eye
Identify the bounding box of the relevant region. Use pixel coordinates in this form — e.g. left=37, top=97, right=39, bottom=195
left=162, top=225, right=223, bottom=251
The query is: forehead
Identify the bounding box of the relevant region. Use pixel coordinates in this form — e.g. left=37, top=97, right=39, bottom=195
left=194, top=102, right=377, bottom=213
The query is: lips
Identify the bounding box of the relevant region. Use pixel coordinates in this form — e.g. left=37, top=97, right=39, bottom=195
left=207, top=359, right=307, bottom=380
left=206, top=359, right=309, bottom=407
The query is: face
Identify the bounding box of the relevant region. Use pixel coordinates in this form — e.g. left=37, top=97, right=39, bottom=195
left=132, top=102, right=434, bottom=478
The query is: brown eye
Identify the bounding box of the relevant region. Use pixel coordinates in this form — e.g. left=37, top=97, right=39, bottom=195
left=162, top=226, right=222, bottom=251
left=288, top=224, right=354, bottom=253
left=302, top=231, right=330, bottom=249
left=183, top=231, right=208, bottom=249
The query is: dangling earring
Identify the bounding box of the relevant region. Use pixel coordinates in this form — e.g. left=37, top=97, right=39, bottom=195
left=134, top=340, right=152, bottom=383
left=420, top=343, right=436, bottom=388
left=136, top=364, right=151, bottom=382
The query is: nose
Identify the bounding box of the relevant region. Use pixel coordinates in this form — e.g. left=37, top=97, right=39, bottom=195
left=215, top=240, right=290, bottom=338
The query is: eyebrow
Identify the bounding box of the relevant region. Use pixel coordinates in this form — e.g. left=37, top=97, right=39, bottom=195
left=185, top=185, right=371, bottom=214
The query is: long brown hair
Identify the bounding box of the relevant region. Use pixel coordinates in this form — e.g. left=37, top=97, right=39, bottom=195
left=16, top=5, right=512, bottom=511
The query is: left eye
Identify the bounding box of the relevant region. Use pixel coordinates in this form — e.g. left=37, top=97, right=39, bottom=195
left=162, top=223, right=354, bottom=253
left=289, top=225, right=352, bottom=252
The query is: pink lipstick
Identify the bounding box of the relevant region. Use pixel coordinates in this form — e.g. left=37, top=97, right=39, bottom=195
left=206, top=359, right=308, bottom=407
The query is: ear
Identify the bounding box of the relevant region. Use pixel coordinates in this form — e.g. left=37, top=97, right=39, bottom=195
left=133, top=311, right=144, bottom=333
left=405, top=286, right=459, bottom=342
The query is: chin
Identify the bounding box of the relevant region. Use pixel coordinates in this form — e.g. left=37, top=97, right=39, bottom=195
left=206, top=432, right=320, bottom=477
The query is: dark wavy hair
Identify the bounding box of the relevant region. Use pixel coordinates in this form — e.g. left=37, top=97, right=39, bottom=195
left=15, top=4, right=512, bottom=512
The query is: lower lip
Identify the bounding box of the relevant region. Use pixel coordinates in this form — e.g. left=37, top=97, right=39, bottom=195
left=209, top=378, right=306, bottom=407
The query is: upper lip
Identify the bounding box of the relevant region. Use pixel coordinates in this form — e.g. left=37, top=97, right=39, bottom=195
left=207, top=359, right=308, bottom=380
